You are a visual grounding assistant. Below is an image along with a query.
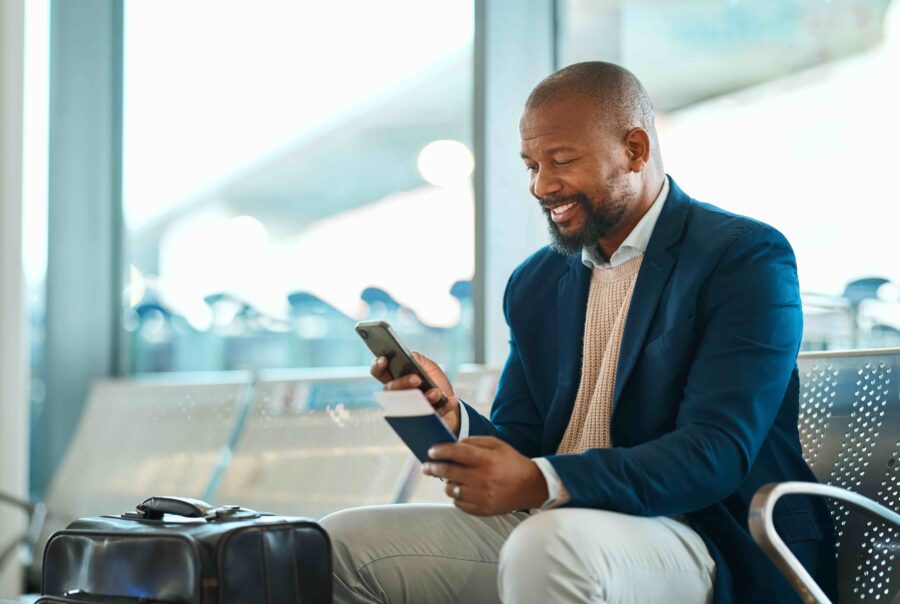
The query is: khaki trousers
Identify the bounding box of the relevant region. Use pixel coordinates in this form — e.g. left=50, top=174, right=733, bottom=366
left=320, top=504, right=715, bottom=604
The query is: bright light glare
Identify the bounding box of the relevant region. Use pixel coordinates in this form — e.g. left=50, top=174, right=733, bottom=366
left=225, top=215, right=269, bottom=254
left=128, top=265, right=146, bottom=308
left=660, top=9, right=900, bottom=297
left=157, top=210, right=272, bottom=330
left=417, top=140, right=474, bottom=187
left=878, top=282, right=900, bottom=302
left=123, top=0, right=474, bottom=229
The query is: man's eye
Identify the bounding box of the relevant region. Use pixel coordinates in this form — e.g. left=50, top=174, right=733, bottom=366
left=525, top=165, right=538, bottom=172
left=554, top=158, right=577, bottom=166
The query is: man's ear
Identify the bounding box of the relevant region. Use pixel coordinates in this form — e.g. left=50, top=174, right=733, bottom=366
left=624, top=128, right=651, bottom=172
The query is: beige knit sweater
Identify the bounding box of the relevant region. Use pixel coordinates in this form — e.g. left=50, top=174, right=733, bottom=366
left=556, top=254, right=643, bottom=455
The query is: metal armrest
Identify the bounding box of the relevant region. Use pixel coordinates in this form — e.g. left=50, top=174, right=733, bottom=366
left=0, top=491, right=48, bottom=572
left=0, top=492, right=32, bottom=514
left=749, top=481, right=900, bottom=604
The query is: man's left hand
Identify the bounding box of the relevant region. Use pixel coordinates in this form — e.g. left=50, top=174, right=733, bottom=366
left=423, top=436, right=549, bottom=516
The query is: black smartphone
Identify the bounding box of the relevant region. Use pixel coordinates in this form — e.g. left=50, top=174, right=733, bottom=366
left=355, top=320, right=448, bottom=409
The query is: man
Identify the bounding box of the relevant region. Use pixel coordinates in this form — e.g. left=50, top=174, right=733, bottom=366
left=321, top=62, right=835, bottom=603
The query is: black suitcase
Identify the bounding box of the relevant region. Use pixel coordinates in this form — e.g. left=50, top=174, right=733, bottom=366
left=41, top=496, right=332, bottom=604
left=36, top=598, right=140, bottom=603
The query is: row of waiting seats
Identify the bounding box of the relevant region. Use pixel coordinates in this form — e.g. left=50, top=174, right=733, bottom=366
left=30, top=366, right=499, bottom=581
left=8, top=349, right=900, bottom=602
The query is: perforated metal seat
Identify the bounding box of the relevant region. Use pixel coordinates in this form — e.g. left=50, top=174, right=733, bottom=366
left=750, top=349, right=900, bottom=604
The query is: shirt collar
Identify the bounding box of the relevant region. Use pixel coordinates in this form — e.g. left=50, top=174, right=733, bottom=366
left=582, top=175, right=670, bottom=270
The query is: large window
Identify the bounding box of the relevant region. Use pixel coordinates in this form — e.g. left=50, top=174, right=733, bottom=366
left=559, top=0, right=900, bottom=351
left=123, top=1, right=475, bottom=373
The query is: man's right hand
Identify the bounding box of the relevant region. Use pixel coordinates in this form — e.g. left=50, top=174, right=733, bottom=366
left=370, top=351, right=462, bottom=436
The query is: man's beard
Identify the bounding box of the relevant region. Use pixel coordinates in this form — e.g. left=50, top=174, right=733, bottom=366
left=542, top=192, right=628, bottom=255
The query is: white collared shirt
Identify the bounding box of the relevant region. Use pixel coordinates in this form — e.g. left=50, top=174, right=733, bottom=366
left=581, top=175, right=670, bottom=270
left=458, top=176, right=671, bottom=510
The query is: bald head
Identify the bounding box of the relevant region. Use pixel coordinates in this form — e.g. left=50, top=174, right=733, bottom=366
left=526, top=62, right=660, bottom=161
left=519, top=62, right=667, bottom=257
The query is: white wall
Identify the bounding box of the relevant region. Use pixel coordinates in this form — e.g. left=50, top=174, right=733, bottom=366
left=0, top=0, right=28, bottom=596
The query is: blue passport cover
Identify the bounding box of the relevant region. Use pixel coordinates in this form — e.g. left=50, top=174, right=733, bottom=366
left=384, top=414, right=457, bottom=463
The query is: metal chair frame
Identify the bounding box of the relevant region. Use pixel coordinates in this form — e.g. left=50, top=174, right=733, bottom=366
left=0, top=491, right=47, bottom=575
left=749, top=348, right=900, bottom=604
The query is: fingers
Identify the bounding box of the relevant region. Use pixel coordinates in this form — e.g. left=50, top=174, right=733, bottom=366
left=411, top=351, right=455, bottom=397
left=375, top=363, right=452, bottom=415
left=372, top=353, right=454, bottom=414
left=425, top=387, right=451, bottom=412
left=440, top=483, right=492, bottom=517
left=369, top=356, right=393, bottom=384
left=459, top=436, right=504, bottom=450
left=423, top=461, right=469, bottom=483
left=452, top=499, right=486, bottom=516
left=427, top=442, right=486, bottom=466
left=384, top=373, right=423, bottom=391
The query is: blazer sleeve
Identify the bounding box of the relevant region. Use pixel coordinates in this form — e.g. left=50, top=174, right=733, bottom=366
left=545, top=224, right=803, bottom=515
left=464, top=271, right=545, bottom=459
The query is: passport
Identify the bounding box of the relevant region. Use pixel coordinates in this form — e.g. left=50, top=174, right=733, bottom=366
left=373, top=390, right=458, bottom=463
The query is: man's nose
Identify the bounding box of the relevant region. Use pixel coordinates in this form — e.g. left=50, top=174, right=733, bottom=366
left=531, top=168, right=562, bottom=198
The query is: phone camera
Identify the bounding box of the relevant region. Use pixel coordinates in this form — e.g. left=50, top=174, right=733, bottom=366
left=359, top=330, right=369, bottom=339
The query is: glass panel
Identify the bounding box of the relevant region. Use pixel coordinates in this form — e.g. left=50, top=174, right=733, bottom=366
left=558, top=0, right=900, bottom=350
left=122, top=1, right=475, bottom=372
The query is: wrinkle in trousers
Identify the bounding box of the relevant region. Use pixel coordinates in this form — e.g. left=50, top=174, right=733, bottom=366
left=320, top=504, right=715, bottom=604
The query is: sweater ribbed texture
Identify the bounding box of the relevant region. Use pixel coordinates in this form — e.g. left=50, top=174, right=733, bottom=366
left=556, top=254, right=643, bottom=455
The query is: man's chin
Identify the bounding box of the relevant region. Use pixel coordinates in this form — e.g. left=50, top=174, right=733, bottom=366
left=547, top=224, right=587, bottom=256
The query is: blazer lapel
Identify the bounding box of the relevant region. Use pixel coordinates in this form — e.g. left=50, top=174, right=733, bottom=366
left=612, top=176, right=692, bottom=410
left=542, top=255, right=591, bottom=453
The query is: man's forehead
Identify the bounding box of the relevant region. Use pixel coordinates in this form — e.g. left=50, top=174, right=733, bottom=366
left=519, top=143, right=580, bottom=159
left=519, top=113, right=597, bottom=154
left=520, top=97, right=600, bottom=140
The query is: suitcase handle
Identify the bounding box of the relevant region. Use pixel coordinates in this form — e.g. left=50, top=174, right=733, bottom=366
left=134, top=496, right=261, bottom=521
left=136, top=496, right=213, bottom=519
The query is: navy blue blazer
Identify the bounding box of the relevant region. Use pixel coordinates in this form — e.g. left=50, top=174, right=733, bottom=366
left=465, top=176, right=836, bottom=603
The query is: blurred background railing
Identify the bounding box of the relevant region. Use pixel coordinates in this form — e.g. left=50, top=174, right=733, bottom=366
left=125, top=280, right=475, bottom=374
left=802, top=279, right=900, bottom=352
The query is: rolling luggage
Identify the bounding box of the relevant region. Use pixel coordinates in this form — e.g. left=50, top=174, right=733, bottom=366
left=40, top=496, right=332, bottom=604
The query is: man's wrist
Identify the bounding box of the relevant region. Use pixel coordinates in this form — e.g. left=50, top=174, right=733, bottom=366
left=532, top=457, right=570, bottom=509
left=522, top=460, right=550, bottom=509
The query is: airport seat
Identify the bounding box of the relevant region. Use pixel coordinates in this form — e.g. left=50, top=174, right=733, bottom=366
left=211, top=366, right=502, bottom=514
left=25, top=349, right=900, bottom=604
left=750, top=349, right=900, bottom=603
left=30, top=372, right=253, bottom=584
left=212, top=368, right=414, bottom=518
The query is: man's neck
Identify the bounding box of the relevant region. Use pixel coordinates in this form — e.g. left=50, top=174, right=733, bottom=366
left=597, top=173, right=666, bottom=260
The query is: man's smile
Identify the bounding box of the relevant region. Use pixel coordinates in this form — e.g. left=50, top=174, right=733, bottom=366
left=548, top=200, right=580, bottom=223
